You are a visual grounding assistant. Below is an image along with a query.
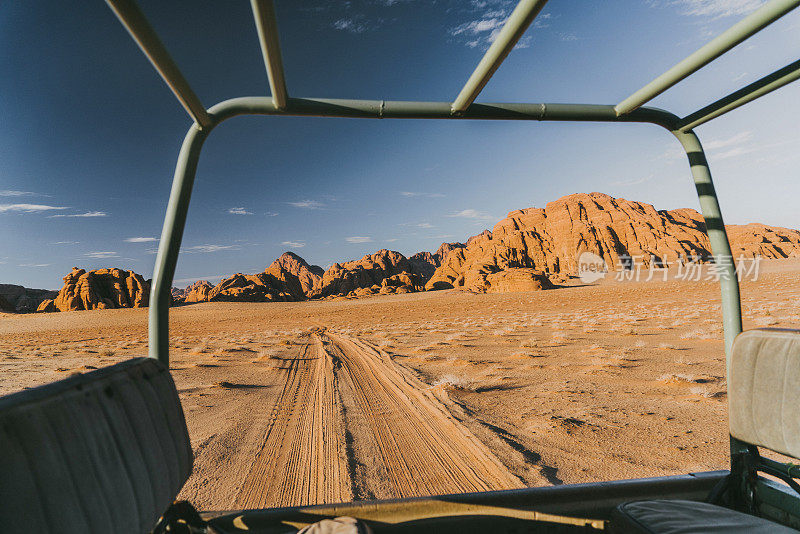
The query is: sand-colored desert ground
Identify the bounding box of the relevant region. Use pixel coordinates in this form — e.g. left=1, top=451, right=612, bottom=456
left=2, top=260, right=798, bottom=511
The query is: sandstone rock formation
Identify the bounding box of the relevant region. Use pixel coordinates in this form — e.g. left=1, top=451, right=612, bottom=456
left=40, top=267, right=149, bottom=312
left=183, top=280, right=214, bottom=303
left=381, top=272, right=425, bottom=293
left=0, top=294, right=16, bottom=313
left=427, top=192, right=800, bottom=293
left=484, top=268, right=553, bottom=292
left=36, top=299, right=57, bottom=313
left=169, top=192, right=800, bottom=302
left=312, top=249, right=428, bottom=298
left=0, top=284, right=58, bottom=313
left=266, top=252, right=323, bottom=295
left=206, top=272, right=298, bottom=303
left=409, top=242, right=466, bottom=280
left=726, top=223, right=800, bottom=259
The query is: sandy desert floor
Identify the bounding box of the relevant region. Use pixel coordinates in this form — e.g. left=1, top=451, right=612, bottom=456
left=2, top=260, right=799, bottom=511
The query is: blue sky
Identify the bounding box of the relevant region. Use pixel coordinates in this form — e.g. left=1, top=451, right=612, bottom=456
left=1, top=0, right=798, bottom=289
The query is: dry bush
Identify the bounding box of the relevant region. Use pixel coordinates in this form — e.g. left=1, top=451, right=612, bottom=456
left=520, top=337, right=539, bottom=348
left=433, top=374, right=478, bottom=391
left=659, top=373, right=696, bottom=384
left=679, top=329, right=715, bottom=340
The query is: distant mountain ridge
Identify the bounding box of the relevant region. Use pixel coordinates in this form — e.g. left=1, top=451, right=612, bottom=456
left=24, top=193, right=800, bottom=312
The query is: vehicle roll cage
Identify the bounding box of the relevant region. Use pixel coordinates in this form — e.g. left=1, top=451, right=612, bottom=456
left=105, top=0, right=799, bottom=479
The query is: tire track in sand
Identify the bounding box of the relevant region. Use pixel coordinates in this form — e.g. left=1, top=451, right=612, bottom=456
left=323, top=332, right=522, bottom=498
left=234, top=339, right=352, bottom=508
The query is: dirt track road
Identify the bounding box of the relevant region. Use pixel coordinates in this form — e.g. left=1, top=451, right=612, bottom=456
left=234, top=330, right=521, bottom=508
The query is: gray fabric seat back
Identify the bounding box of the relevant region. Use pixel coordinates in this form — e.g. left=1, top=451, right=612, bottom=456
left=729, top=328, right=800, bottom=459
left=0, top=357, right=193, bottom=533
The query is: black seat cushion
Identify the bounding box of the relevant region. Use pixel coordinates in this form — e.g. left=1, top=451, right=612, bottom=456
left=610, top=500, right=797, bottom=533
left=0, top=358, right=193, bottom=534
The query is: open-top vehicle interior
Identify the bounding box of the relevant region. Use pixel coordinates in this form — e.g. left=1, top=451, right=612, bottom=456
left=2, top=0, right=800, bottom=532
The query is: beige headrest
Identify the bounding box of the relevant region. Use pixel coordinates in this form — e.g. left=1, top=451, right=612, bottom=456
left=729, top=329, right=800, bottom=459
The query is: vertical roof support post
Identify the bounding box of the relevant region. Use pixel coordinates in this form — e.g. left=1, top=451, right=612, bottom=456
left=149, top=124, right=212, bottom=365
left=616, top=0, right=800, bottom=116
left=251, top=0, right=289, bottom=110
left=671, top=128, right=749, bottom=491
left=671, top=129, right=742, bottom=375
left=451, top=0, right=549, bottom=113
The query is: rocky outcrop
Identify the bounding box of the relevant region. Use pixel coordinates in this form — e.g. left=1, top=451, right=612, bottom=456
left=312, top=249, right=427, bottom=298
left=427, top=192, right=800, bottom=292
left=0, top=284, right=58, bottom=313
left=0, top=294, right=16, bottom=313
left=206, top=272, right=298, bottom=303
left=484, top=268, right=553, bottom=292
left=183, top=280, right=214, bottom=303
left=408, top=252, right=437, bottom=280
left=726, top=223, right=800, bottom=259
left=409, top=242, right=466, bottom=280
left=36, top=299, right=57, bottom=313
left=41, top=267, right=149, bottom=312
left=266, top=252, right=324, bottom=296
left=381, top=272, right=425, bottom=293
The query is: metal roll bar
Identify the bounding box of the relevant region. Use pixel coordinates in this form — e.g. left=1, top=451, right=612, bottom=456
left=105, top=0, right=212, bottom=128
left=106, top=0, right=800, bottom=491
left=451, top=0, right=549, bottom=114
left=678, top=58, right=800, bottom=131
left=250, top=0, right=288, bottom=110
left=616, top=0, right=800, bottom=116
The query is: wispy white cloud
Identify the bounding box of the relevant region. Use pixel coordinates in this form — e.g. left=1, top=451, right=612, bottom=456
left=385, top=238, right=399, bottom=243
left=281, top=241, right=306, bottom=249
left=658, top=130, right=754, bottom=162
left=228, top=207, right=253, bottom=215
left=333, top=17, right=370, bottom=33
left=265, top=211, right=279, bottom=217
left=0, top=203, right=67, bottom=213
left=451, top=15, right=507, bottom=49
left=18, top=263, right=51, bottom=267
left=49, top=211, right=107, bottom=218
left=288, top=199, right=324, bottom=209
left=346, top=236, right=373, bottom=244
left=86, top=251, right=119, bottom=259
left=450, top=3, right=550, bottom=49
left=448, top=209, right=495, bottom=221
left=0, top=190, right=40, bottom=197
left=417, top=222, right=434, bottom=228
left=672, top=0, right=765, bottom=18
left=125, top=237, right=158, bottom=243
left=183, top=244, right=239, bottom=253
left=51, top=240, right=79, bottom=245
left=704, top=131, right=753, bottom=150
